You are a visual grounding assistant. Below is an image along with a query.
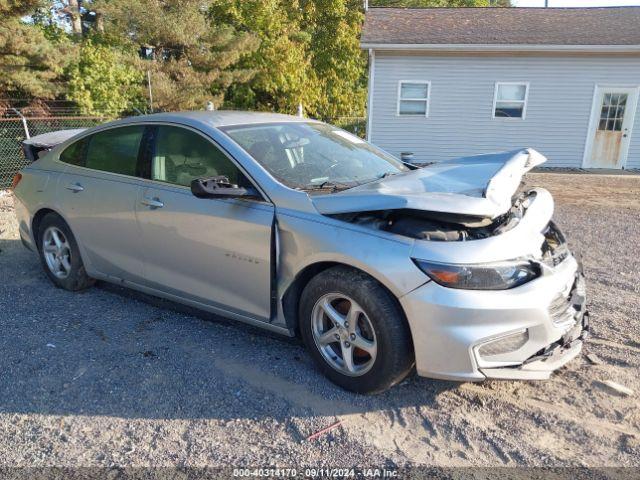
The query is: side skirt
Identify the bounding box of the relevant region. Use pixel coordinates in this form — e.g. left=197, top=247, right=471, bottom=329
left=91, top=272, right=295, bottom=337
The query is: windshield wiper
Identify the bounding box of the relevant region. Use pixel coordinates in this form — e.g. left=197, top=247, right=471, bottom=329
left=302, top=180, right=355, bottom=193
left=355, top=169, right=410, bottom=188
left=379, top=171, right=398, bottom=179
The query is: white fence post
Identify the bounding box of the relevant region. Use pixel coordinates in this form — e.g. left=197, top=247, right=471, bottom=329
left=12, top=108, right=30, bottom=139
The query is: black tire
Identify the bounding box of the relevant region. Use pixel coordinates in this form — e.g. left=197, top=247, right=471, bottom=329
left=37, top=213, right=95, bottom=291
left=299, top=266, right=414, bottom=394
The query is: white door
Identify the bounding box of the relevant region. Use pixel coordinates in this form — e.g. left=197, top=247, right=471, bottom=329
left=584, top=86, right=638, bottom=169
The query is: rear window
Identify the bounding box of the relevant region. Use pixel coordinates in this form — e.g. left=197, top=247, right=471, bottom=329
left=85, top=126, right=145, bottom=176
left=59, top=138, right=88, bottom=166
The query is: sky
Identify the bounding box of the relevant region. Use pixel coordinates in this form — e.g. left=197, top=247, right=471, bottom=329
left=512, top=0, right=640, bottom=6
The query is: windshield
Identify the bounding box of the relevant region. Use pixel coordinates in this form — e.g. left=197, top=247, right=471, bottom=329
left=221, top=122, right=408, bottom=191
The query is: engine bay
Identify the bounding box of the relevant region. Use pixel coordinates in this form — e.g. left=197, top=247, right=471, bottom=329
left=329, top=190, right=537, bottom=242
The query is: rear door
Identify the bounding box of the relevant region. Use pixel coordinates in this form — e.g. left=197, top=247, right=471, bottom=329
left=135, top=125, right=275, bottom=321
left=56, top=125, right=147, bottom=282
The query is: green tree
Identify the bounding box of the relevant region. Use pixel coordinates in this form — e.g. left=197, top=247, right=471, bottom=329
left=302, top=0, right=367, bottom=119
left=210, top=0, right=319, bottom=115
left=0, top=0, right=74, bottom=98
left=211, top=0, right=367, bottom=119
left=66, top=41, right=143, bottom=116
left=92, top=0, right=259, bottom=111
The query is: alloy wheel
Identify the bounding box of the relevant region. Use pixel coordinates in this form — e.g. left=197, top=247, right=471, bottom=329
left=42, top=226, right=72, bottom=279
left=311, top=293, right=377, bottom=377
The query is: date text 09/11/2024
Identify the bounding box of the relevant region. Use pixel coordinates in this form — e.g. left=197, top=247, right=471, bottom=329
left=232, top=468, right=399, bottom=477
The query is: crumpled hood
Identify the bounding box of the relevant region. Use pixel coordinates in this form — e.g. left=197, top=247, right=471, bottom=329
left=312, top=148, right=547, bottom=219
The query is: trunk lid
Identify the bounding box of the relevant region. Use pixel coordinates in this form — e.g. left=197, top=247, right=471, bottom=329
left=21, top=129, right=86, bottom=162
left=312, top=148, right=546, bottom=219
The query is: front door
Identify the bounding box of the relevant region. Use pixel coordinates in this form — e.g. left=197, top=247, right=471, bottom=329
left=584, top=86, right=638, bottom=169
left=135, top=125, right=274, bottom=322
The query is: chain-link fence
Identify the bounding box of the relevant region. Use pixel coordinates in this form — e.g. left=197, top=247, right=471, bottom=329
left=0, top=98, right=367, bottom=188
left=0, top=100, right=111, bottom=188
left=0, top=114, right=28, bottom=188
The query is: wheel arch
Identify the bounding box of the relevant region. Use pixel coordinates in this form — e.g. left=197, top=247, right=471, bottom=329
left=31, top=207, right=66, bottom=247
left=31, top=208, right=86, bottom=265
left=281, top=261, right=411, bottom=340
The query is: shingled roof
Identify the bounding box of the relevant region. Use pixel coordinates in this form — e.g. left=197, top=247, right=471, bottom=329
left=361, top=7, right=640, bottom=48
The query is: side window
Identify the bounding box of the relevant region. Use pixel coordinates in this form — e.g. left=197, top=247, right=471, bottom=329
left=59, top=137, right=88, bottom=166
left=152, top=126, right=242, bottom=187
left=85, top=126, right=145, bottom=176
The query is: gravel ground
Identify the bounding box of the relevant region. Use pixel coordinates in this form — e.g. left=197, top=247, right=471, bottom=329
left=0, top=173, right=639, bottom=470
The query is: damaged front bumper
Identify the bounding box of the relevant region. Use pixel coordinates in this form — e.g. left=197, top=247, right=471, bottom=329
left=400, top=253, right=588, bottom=382
left=480, top=271, right=588, bottom=380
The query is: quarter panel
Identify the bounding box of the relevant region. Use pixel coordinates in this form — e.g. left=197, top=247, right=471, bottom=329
left=12, top=167, right=58, bottom=248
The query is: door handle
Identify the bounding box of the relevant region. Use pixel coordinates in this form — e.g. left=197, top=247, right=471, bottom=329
left=141, top=197, right=164, bottom=208
left=65, top=183, right=84, bottom=192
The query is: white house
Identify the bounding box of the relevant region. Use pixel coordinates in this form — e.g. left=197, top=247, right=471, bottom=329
left=361, top=7, right=640, bottom=169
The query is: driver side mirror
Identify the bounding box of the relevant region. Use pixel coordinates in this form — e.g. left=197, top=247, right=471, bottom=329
left=191, top=176, right=259, bottom=199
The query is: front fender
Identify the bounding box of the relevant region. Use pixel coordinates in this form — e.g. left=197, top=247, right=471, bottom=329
left=276, top=209, right=427, bottom=300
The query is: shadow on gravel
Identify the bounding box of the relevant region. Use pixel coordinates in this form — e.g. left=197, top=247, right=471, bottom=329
left=0, top=239, right=457, bottom=421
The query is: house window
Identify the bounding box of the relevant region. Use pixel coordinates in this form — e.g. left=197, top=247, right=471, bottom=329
left=493, top=82, right=529, bottom=119
left=398, top=81, right=430, bottom=116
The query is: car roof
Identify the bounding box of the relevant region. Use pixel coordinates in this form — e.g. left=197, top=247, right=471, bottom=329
left=114, top=110, right=315, bottom=129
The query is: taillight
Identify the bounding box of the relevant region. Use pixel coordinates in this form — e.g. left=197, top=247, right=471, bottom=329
left=10, top=173, right=22, bottom=190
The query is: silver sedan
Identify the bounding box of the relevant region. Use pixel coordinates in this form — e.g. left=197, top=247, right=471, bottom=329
left=12, top=111, right=588, bottom=393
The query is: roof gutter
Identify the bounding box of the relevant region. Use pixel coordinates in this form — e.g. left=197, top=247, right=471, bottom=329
left=360, top=43, right=640, bottom=53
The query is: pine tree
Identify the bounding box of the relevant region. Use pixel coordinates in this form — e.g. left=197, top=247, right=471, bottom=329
left=92, top=0, right=259, bottom=111
left=0, top=0, right=74, bottom=98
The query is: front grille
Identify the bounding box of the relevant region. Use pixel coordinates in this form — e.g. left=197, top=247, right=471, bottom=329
left=541, top=222, right=569, bottom=267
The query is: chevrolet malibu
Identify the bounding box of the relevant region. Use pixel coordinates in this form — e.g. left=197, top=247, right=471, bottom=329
left=12, top=111, right=588, bottom=393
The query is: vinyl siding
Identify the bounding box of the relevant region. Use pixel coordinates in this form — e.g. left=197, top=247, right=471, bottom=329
left=368, top=52, right=640, bottom=169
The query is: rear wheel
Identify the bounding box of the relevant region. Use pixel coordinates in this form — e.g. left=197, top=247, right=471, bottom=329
left=300, top=266, right=414, bottom=394
left=37, top=213, right=95, bottom=291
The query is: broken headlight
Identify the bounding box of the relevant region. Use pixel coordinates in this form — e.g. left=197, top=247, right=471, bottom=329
left=413, top=258, right=540, bottom=290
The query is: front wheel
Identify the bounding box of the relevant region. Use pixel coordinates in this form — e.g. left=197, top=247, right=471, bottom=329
left=299, top=266, right=414, bottom=394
